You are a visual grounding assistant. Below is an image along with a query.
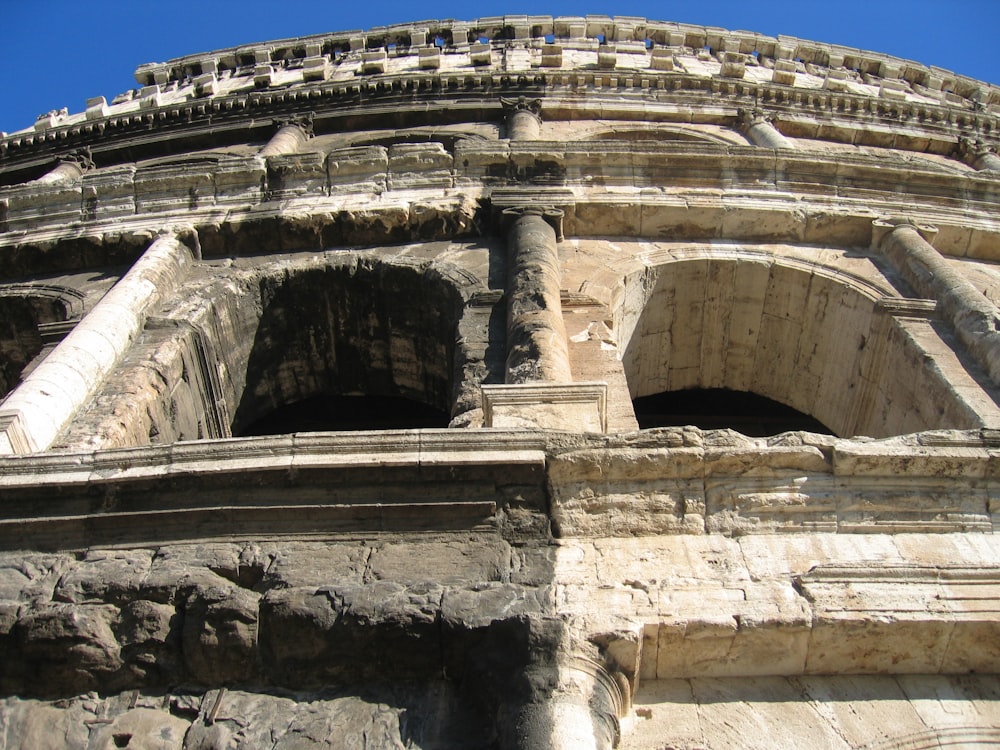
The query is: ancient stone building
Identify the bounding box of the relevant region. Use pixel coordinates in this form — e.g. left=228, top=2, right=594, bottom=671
left=1, top=15, right=1000, bottom=749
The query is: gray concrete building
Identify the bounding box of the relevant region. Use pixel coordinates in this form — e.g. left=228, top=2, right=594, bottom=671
left=0, top=15, right=999, bottom=749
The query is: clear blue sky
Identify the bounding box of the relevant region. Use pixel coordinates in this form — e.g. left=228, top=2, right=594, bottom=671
left=2, top=1, right=998, bottom=134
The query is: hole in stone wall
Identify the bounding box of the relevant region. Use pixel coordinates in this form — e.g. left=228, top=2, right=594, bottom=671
left=632, top=388, right=834, bottom=436
left=239, top=394, right=450, bottom=435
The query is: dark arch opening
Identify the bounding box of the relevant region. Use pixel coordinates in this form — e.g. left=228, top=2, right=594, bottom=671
left=633, top=388, right=834, bottom=436
left=239, top=394, right=450, bottom=436
left=229, top=260, right=466, bottom=438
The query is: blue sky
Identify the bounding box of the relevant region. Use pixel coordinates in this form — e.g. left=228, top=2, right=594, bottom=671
left=2, top=1, right=998, bottom=134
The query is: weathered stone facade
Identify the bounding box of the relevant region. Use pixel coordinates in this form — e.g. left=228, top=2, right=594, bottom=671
left=1, top=15, right=1000, bottom=749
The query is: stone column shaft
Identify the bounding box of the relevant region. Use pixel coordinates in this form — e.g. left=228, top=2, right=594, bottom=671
left=33, top=151, right=94, bottom=185
left=972, top=151, right=1000, bottom=172
left=259, top=123, right=310, bottom=157
left=0, top=231, right=196, bottom=454
left=34, top=161, right=86, bottom=185
left=877, top=221, right=1000, bottom=385
left=505, top=210, right=572, bottom=384
left=743, top=115, right=794, bottom=149
left=500, top=662, right=622, bottom=750
left=502, top=98, right=542, bottom=141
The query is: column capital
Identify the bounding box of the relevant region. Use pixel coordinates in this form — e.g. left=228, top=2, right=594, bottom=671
left=501, top=205, right=564, bottom=239
left=871, top=216, right=938, bottom=250
left=273, top=113, right=315, bottom=138
left=500, top=96, right=543, bottom=117
left=738, top=107, right=774, bottom=128
left=957, top=135, right=1000, bottom=170
left=56, top=147, right=95, bottom=172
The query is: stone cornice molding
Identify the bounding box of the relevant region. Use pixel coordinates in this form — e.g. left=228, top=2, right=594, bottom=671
left=1, top=426, right=994, bottom=548
left=3, top=68, right=998, bottom=172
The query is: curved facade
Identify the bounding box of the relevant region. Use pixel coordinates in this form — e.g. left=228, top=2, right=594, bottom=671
left=1, top=16, right=1000, bottom=748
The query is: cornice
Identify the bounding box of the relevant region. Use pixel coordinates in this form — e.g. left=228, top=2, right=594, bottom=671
left=3, top=19, right=998, bottom=172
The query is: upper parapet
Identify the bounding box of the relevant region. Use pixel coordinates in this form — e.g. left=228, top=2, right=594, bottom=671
left=128, top=16, right=996, bottom=106
left=2, top=15, right=998, bottom=172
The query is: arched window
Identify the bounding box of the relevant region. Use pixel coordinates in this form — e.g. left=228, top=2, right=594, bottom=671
left=228, top=259, right=469, bottom=436
left=0, top=284, right=82, bottom=400
left=617, top=253, right=993, bottom=438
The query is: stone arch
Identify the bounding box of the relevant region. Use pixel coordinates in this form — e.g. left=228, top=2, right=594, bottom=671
left=229, top=256, right=478, bottom=436
left=580, top=124, right=742, bottom=146
left=616, top=251, right=989, bottom=438
left=0, top=283, right=83, bottom=400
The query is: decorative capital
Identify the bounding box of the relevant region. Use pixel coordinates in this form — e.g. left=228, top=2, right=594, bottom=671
left=57, top=147, right=95, bottom=172
left=871, top=216, right=938, bottom=250
left=500, top=96, right=542, bottom=117
left=958, top=135, right=995, bottom=160
left=501, top=205, right=564, bottom=240
left=274, top=113, right=315, bottom=138
left=738, top=107, right=772, bottom=128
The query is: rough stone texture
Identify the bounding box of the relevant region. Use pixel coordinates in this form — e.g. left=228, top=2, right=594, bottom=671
left=2, top=15, right=1000, bottom=750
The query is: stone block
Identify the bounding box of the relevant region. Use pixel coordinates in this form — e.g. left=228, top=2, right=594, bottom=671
left=720, top=52, right=746, bottom=79
left=253, top=64, right=275, bottom=87
left=598, top=46, right=617, bottom=69
left=418, top=46, right=441, bottom=69
left=772, top=59, right=796, bottom=85
left=362, top=49, right=387, bottom=74
left=470, top=42, right=491, bottom=65
left=134, top=162, right=215, bottom=214
left=879, top=79, right=908, bottom=100
left=302, top=55, right=330, bottom=81
left=326, top=145, right=389, bottom=193
left=650, top=48, right=674, bottom=71
left=541, top=44, right=563, bottom=68
left=214, top=155, right=266, bottom=204
left=387, top=142, right=453, bottom=190
left=265, top=151, right=327, bottom=199
left=138, top=85, right=162, bottom=108
left=85, top=96, right=108, bottom=120
left=193, top=72, right=217, bottom=96
left=482, top=382, right=607, bottom=432
left=823, top=69, right=850, bottom=92
left=79, top=165, right=136, bottom=221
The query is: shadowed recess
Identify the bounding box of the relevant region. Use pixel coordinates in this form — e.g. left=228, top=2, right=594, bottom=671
left=238, top=393, right=450, bottom=435
left=633, top=388, right=834, bottom=436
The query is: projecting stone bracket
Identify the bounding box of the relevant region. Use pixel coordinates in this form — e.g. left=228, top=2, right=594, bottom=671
left=481, top=382, right=608, bottom=432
